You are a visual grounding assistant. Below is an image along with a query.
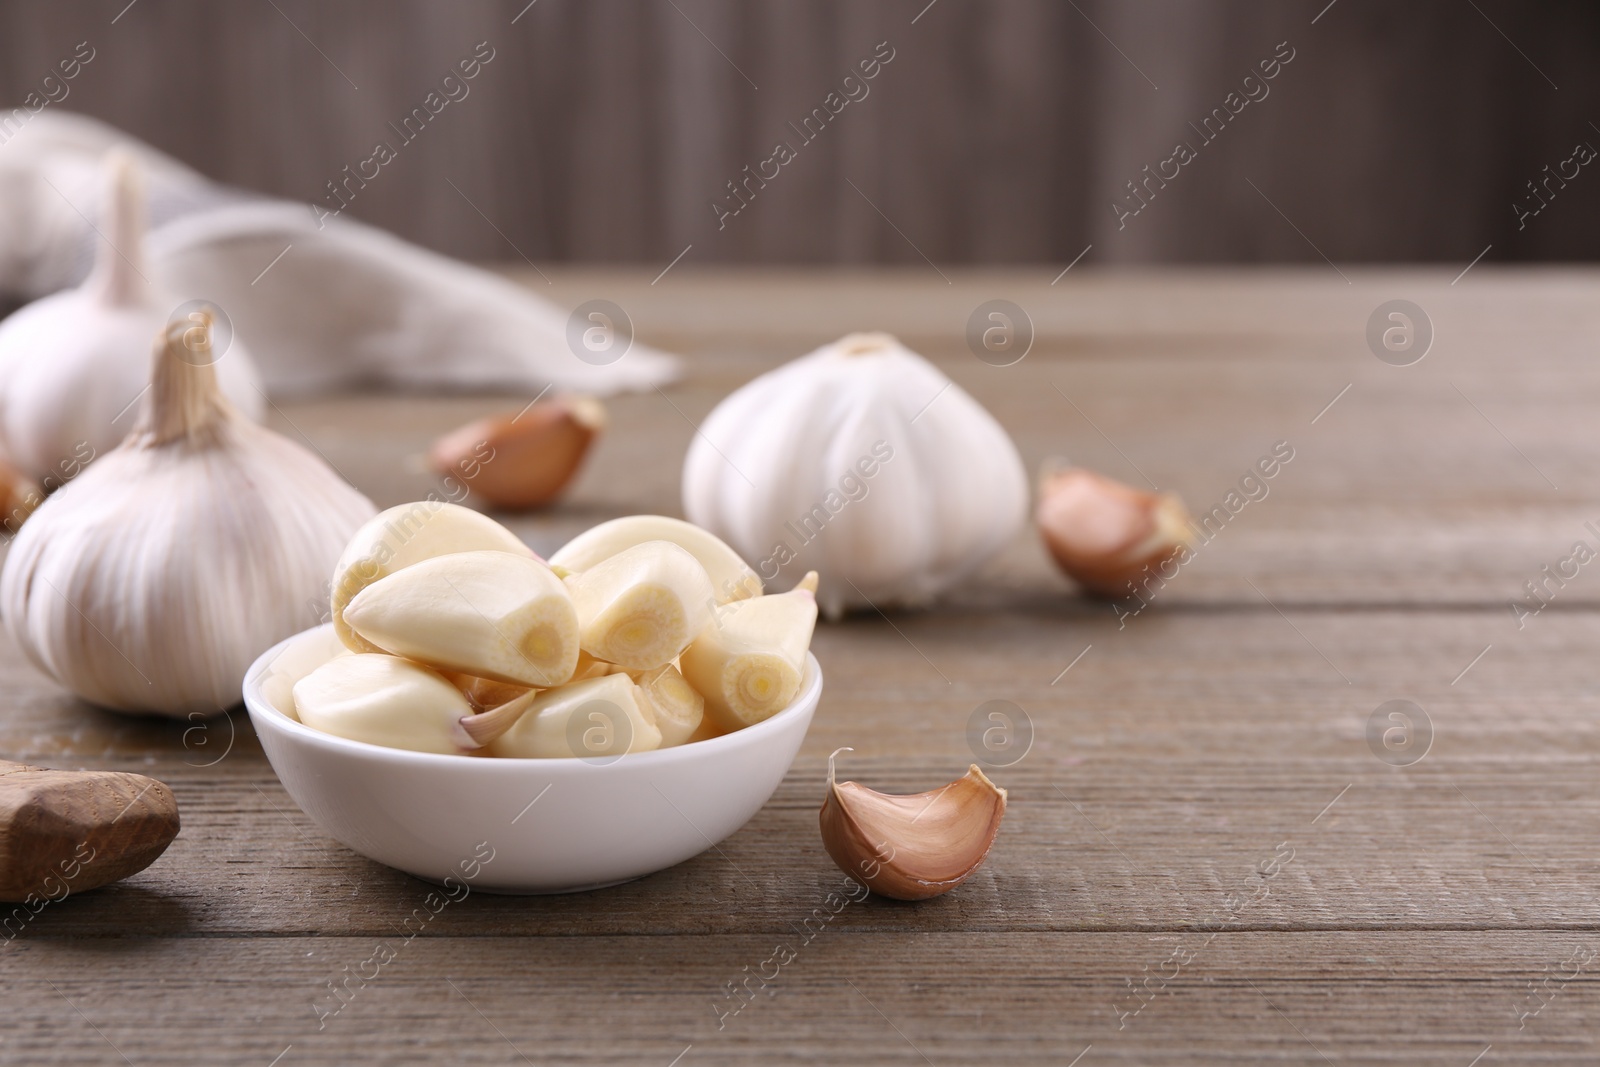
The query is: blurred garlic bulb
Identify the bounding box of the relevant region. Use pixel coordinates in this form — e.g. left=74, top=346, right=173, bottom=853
left=683, top=332, right=1027, bottom=618
left=0, top=150, right=263, bottom=482
left=0, top=315, right=375, bottom=717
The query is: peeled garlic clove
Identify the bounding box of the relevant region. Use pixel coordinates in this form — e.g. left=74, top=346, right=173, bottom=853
left=294, top=654, right=475, bottom=754
left=487, top=673, right=662, bottom=759
left=429, top=396, right=605, bottom=510
left=631, top=664, right=704, bottom=747
left=0, top=315, right=375, bottom=716
left=331, top=501, right=536, bottom=653
left=550, top=514, right=762, bottom=603
left=819, top=754, right=1007, bottom=901
left=679, top=572, right=817, bottom=731
left=0, top=453, right=42, bottom=535
left=343, top=549, right=579, bottom=688
left=565, top=540, right=715, bottom=671
left=572, top=651, right=623, bottom=681
left=446, top=671, right=533, bottom=713
left=1036, top=466, right=1193, bottom=598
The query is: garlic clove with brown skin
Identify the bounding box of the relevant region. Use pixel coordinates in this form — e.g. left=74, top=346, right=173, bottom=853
left=1036, top=466, right=1193, bottom=598
left=458, top=688, right=540, bottom=748
left=0, top=452, right=42, bottom=535
left=429, top=396, right=606, bottom=510
left=819, top=751, right=1007, bottom=900
left=445, top=671, right=534, bottom=713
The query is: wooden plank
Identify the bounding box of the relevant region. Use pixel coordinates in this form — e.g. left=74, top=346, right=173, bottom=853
left=3, top=932, right=1594, bottom=1065
left=0, top=607, right=1592, bottom=938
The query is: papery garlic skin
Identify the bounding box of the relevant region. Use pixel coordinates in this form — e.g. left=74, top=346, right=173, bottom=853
left=446, top=671, right=533, bottom=713
left=631, top=664, right=705, bottom=747
left=429, top=396, right=605, bottom=510
left=0, top=151, right=263, bottom=482
left=487, top=674, right=662, bottom=759
left=331, top=501, right=534, bottom=654
left=1036, top=466, right=1193, bottom=598
left=343, top=549, right=579, bottom=688
left=0, top=317, right=375, bottom=717
left=294, top=654, right=473, bottom=754
left=819, top=759, right=1007, bottom=901
left=550, top=514, right=761, bottom=603
left=679, top=574, right=818, bottom=731
left=682, top=332, right=1027, bottom=618
left=565, top=540, right=715, bottom=671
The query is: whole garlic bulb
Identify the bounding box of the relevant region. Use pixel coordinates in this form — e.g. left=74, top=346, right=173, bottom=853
left=0, top=150, right=264, bottom=483
left=0, top=315, right=376, bottom=717
left=683, top=332, right=1027, bottom=618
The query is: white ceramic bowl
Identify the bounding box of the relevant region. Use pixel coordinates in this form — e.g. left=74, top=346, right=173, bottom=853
left=243, top=624, right=820, bottom=893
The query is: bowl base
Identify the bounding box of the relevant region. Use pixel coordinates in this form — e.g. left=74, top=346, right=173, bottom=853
left=408, top=871, right=645, bottom=896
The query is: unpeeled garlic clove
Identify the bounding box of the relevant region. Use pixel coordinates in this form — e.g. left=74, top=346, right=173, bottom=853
left=343, top=549, right=579, bottom=688
left=293, top=654, right=475, bottom=754
left=549, top=514, right=762, bottom=603
left=1035, top=466, right=1193, bottom=598
left=446, top=671, right=533, bottom=713
left=458, top=689, right=539, bottom=748
left=429, top=396, right=606, bottom=510
left=487, top=673, right=662, bottom=759
left=631, top=663, right=704, bottom=747
left=679, top=572, right=817, bottom=731
left=565, top=540, right=714, bottom=671
left=0, top=453, right=41, bottom=535
left=818, top=751, right=1006, bottom=901
left=330, top=502, right=536, bottom=654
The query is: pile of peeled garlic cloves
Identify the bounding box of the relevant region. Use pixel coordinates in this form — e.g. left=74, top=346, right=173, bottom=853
left=293, top=507, right=819, bottom=758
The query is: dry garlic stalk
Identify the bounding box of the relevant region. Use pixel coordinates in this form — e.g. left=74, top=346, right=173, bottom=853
left=565, top=540, right=715, bottom=670
left=819, top=753, right=1007, bottom=900
left=1036, top=466, right=1193, bottom=597
left=0, top=315, right=375, bottom=716
left=343, top=549, right=579, bottom=687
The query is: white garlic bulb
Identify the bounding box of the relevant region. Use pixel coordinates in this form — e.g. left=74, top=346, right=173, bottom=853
left=682, top=332, right=1027, bottom=618
left=0, top=315, right=376, bottom=717
left=0, top=150, right=264, bottom=483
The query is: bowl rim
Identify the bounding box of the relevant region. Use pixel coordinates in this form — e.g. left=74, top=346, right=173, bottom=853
left=243, top=623, right=822, bottom=772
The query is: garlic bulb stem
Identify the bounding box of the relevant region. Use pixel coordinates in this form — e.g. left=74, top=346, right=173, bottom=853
left=88, top=150, right=146, bottom=308
left=140, top=314, right=232, bottom=446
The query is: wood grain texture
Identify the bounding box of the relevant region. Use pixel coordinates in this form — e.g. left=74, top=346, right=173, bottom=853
left=0, top=1, right=1596, bottom=264
left=0, top=268, right=1595, bottom=1063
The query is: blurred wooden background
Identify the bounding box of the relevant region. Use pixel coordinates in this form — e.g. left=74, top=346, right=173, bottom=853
left=1, top=0, right=1596, bottom=265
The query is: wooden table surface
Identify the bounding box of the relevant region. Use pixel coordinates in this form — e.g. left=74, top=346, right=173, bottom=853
left=4, top=267, right=1598, bottom=1065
